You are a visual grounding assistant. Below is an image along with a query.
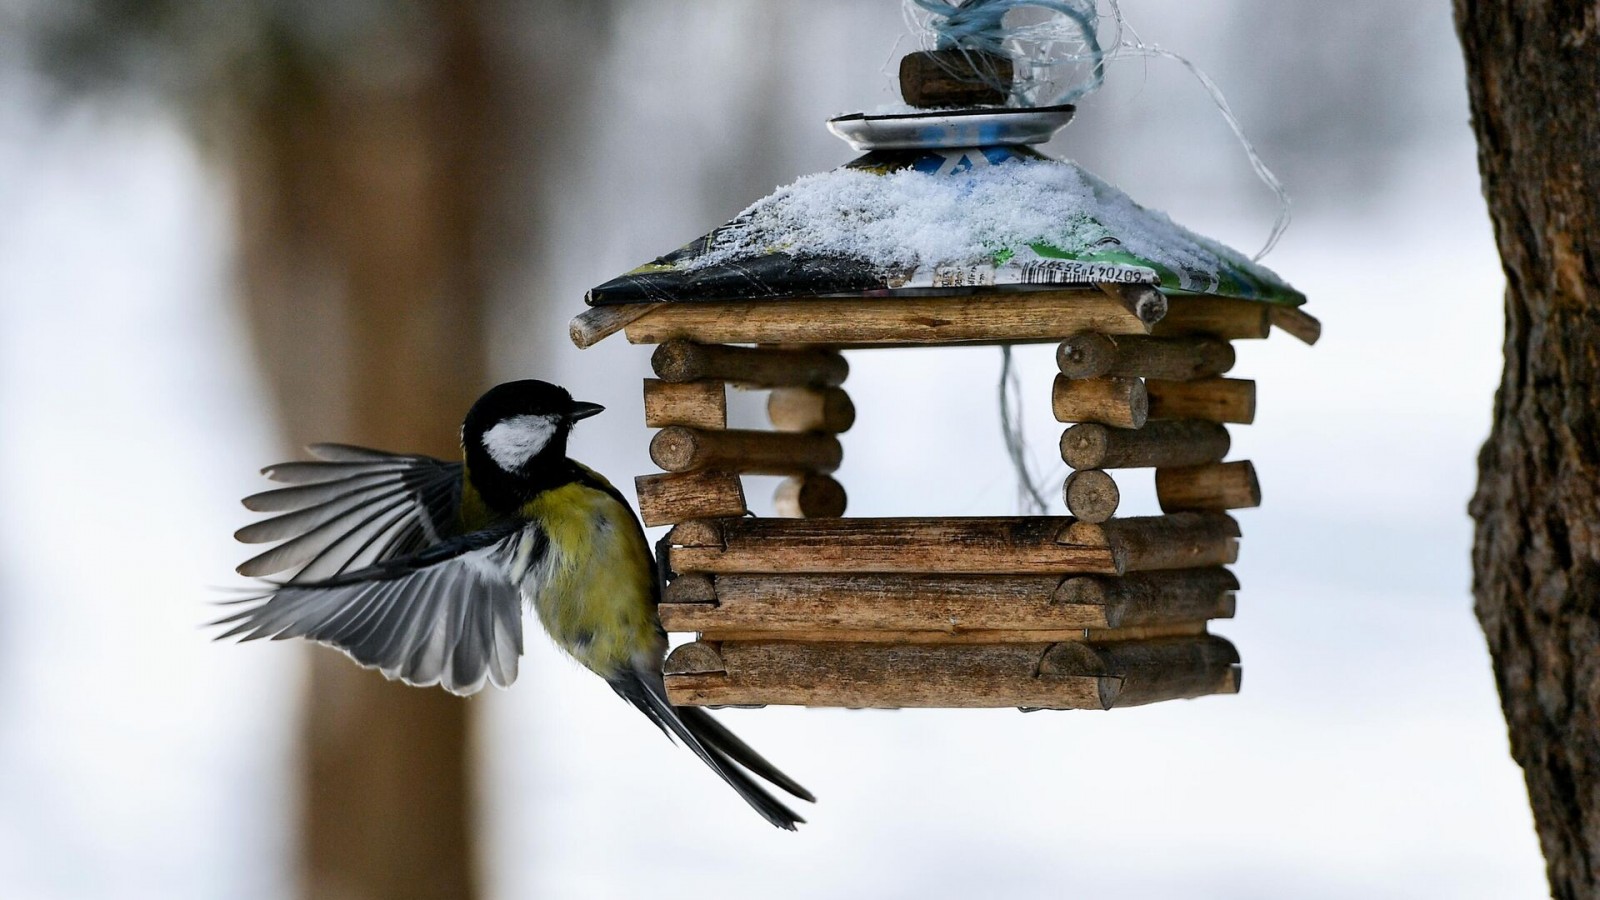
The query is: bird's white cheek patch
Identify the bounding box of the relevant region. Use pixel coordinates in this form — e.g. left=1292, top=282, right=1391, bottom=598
left=483, top=414, right=559, bottom=469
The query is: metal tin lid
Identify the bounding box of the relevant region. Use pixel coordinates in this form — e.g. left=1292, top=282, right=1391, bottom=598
left=826, top=105, right=1076, bottom=151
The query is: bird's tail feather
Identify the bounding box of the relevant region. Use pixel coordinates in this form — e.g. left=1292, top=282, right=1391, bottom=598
left=613, top=670, right=811, bottom=830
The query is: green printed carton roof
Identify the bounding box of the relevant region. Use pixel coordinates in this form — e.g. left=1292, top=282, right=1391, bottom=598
left=586, top=145, right=1306, bottom=308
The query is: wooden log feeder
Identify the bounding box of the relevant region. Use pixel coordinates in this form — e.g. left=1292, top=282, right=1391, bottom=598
left=568, top=47, right=1317, bottom=712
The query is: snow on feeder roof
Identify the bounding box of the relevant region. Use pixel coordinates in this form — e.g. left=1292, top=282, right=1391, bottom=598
left=585, top=91, right=1305, bottom=311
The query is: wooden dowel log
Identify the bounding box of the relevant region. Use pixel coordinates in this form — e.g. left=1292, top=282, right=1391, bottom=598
left=569, top=303, right=654, bottom=349
left=643, top=379, right=726, bottom=429
left=623, top=290, right=1153, bottom=346
left=767, top=387, right=856, bottom=433
left=1063, top=469, right=1119, bottom=523
left=658, top=573, right=1119, bottom=632
left=663, top=641, right=727, bottom=675
left=634, top=471, right=747, bottom=527
left=1063, top=513, right=1240, bottom=572
left=1146, top=378, right=1256, bottom=424
left=649, top=426, right=842, bottom=475
left=1056, top=334, right=1236, bottom=381
left=661, top=572, right=718, bottom=604
left=690, top=623, right=1207, bottom=645
left=1055, top=333, right=1118, bottom=380
left=651, top=340, right=847, bottom=388
left=774, top=473, right=848, bottom=518
left=1052, top=375, right=1148, bottom=428
left=1060, top=420, right=1231, bottom=470
left=664, top=641, right=1118, bottom=709
left=899, top=49, right=1013, bottom=108
left=1054, top=568, right=1239, bottom=628
left=667, top=517, right=1122, bottom=575
left=1154, top=297, right=1271, bottom=340
left=1098, top=282, right=1169, bottom=326
left=1269, top=305, right=1322, bottom=345
left=1156, top=461, right=1261, bottom=512
left=1040, top=634, right=1241, bottom=708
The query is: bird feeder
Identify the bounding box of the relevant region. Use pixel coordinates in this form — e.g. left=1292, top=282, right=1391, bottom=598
left=570, top=49, right=1318, bottom=711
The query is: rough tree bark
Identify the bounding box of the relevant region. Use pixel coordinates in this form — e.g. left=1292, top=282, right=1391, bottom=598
left=234, top=5, right=499, bottom=898
left=1456, top=3, right=1600, bottom=897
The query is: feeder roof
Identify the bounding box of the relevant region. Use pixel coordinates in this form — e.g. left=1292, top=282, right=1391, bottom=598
left=587, top=145, right=1305, bottom=310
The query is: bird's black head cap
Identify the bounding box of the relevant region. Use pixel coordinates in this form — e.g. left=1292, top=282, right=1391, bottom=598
left=461, top=380, right=604, bottom=509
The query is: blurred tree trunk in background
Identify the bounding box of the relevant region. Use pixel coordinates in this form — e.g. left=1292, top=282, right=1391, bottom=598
left=235, top=5, right=496, bottom=899
left=1456, top=3, right=1600, bottom=898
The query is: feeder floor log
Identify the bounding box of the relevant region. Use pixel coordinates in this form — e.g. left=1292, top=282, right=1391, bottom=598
left=659, top=573, right=1120, bottom=631
left=682, top=622, right=1209, bottom=645
left=664, top=641, right=1119, bottom=709
left=1041, top=634, right=1242, bottom=708
left=1063, top=513, right=1240, bottom=572
left=1055, top=568, right=1239, bottom=627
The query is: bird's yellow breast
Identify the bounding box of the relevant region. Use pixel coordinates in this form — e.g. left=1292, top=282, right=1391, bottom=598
left=518, top=480, right=660, bottom=675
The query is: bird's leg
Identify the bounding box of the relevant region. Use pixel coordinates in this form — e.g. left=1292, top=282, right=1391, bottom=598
left=653, top=530, right=675, bottom=599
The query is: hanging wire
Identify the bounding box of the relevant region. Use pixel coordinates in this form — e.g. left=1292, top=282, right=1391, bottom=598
left=998, top=345, right=1052, bottom=515
left=906, top=0, right=1292, bottom=509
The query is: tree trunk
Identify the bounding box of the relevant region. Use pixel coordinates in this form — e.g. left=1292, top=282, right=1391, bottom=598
left=233, top=5, right=499, bottom=898
left=1456, top=3, right=1600, bottom=897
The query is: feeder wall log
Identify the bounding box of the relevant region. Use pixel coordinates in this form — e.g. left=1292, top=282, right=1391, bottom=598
left=643, top=379, right=727, bottom=429
left=634, top=471, right=748, bottom=527
left=651, top=340, right=847, bottom=388
left=767, top=387, right=856, bottom=433
left=1051, top=375, right=1149, bottom=428
left=1156, top=461, right=1262, bottom=512
left=774, top=474, right=848, bottom=518
left=1060, top=420, right=1231, bottom=469
left=1058, top=334, right=1236, bottom=381
left=649, top=426, right=842, bottom=475
left=1146, top=378, right=1257, bottom=424
left=1063, top=469, right=1120, bottom=523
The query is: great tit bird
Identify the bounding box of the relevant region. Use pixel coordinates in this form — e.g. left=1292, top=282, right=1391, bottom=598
left=217, top=379, right=812, bottom=829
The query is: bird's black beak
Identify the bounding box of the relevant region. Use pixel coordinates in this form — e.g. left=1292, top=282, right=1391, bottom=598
left=569, top=401, right=605, bottom=422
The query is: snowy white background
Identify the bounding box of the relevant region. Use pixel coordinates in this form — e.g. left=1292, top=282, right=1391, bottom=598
left=0, top=1, right=1545, bottom=898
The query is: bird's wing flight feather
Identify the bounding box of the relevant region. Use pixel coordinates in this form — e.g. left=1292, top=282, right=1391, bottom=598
left=236, top=443, right=463, bottom=583
left=216, top=523, right=536, bottom=695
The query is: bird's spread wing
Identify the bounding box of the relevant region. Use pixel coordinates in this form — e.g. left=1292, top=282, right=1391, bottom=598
left=216, top=523, right=536, bottom=695
left=236, top=443, right=463, bottom=583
